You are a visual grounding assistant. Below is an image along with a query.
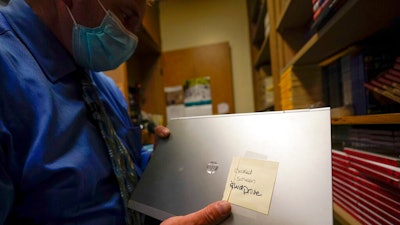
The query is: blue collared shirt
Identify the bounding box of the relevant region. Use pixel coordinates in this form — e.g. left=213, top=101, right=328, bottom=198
left=0, top=0, right=145, bottom=224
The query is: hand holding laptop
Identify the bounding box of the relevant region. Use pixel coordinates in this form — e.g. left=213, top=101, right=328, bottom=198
left=161, top=201, right=231, bottom=225
left=154, top=125, right=171, bottom=149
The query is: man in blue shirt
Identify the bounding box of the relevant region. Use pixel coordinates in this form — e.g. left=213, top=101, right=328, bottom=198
left=0, top=0, right=231, bottom=224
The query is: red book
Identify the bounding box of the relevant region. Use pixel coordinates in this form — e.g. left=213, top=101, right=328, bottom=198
left=333, top=192, right=366, bottom=224
left=332, top=166, right=353, bottom=181
left=364, top=82, right=400, bottom=103
left=352, top=177, right=400, bottom=209
left=346, top=153, right=400, bottom=178
left=333, top=180, right=397, bottom=224
left=313, top=0, right=329, bottom=20
left=332, top=149, right=348, bottom=159
left=353, top=175, right=400, bottom=202
left=334, top=177, right=400, bottom=219
left=377, top=76, right=400, bottom=89
left=395, top=56, right=400, bottom=64
left=371, top=80, right=400, bottom=96
left=349, top=161, right=400, bottom=188
left=334, top=187, right=388, bottom=225
left=385, top=72, right=400, bottom=83
left=393, top=61, right=400, bottom=71
left=388, top=68, right=400, bottom=78
left=333, top=165, right=400, bottom=206
left=332, top=160, right=350, bottom=172
left=333, top=195, right=365, bottom=224
left=358, top=202, right=396, bottom=225
left=332, top=153, right=349, bottom=166
left=344, top=147, right=400, bottom=167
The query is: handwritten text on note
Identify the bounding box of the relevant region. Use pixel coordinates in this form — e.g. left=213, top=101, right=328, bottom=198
left=222, top=157, right=279, bottom=214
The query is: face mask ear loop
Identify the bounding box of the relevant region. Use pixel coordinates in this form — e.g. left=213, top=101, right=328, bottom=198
left=96, top=0, right=108, bottom=13
left=65, top=6, right=78, bottom=26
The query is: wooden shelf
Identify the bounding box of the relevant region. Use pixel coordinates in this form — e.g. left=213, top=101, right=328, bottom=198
left=277, top=0, right=312, bottom=32
left=136, top=28, right=161, bottom=55
left=248, top=0, right=262, bottom=23
left=255, top=36, right=270, bottom=69
left=282, top=0, right=400, bottom=71
left=135, top=2, right=162, bottom=55
left=248, top=0, right=273, bottom=111
left=331, top=113, right=400, bottom=125
left=333, top=203, right=362, bottom=225
left=251, top=0, right=267, bottom=47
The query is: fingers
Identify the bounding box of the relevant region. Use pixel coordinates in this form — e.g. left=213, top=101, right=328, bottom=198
left=155, top=125, right=170, bottom=138
left=154, top=125, right=170, bottom=149
left=160, top=201, right=231, bottom=225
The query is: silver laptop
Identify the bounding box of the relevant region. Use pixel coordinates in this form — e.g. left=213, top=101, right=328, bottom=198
left=129, top=108, right=333, bottom=225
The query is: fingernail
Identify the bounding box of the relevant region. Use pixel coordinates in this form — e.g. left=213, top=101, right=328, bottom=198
left=161, top=127, right=170, bottom=136
left=216, top=201, right=231, bottom=216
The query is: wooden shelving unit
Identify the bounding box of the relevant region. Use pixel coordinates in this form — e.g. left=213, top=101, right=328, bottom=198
left=255, top=36, right=270, bottom=69
left=257, top=0, right=400, bottom=224
left=276, top=0, right=311, bottom=32
left=332, top=113, right=400, bottom=125
left=247, top=0, right=274, bottom=112
left=281, top=0, right=400, bottom=69
left=105, top=1, right=163, bottom=127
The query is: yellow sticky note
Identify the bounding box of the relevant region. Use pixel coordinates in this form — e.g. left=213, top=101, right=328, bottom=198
left=222, top=157, right=279, bottom=214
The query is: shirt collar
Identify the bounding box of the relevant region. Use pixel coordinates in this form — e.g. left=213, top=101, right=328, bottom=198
left=2, top=0, right=78, bottom=82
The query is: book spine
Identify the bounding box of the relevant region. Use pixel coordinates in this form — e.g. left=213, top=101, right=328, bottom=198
left=334, top=177, right=400, bottom=223
left=347, top=154, right=400, bottom=179
left=344, top=147, right=400, bottom=167
left=313, top=0, right=326, bottom=12
left=333, top=181, right=394, bottom=224
left=313, top=0, right=329, bottom=20
left=351, top=52, right=367, bottom=115
left=370, top=80, right=400, bottom=96
left=352, top=177, right=400, bottom=209
left=386, top=73, right=400, bottom=83
left=333, top=151, right=400, bottom=224
left=364, top=82, right=400, bottom=103
left=340, top=54, right=353, bottom=106
left=348, top=161, right=400, bottom=188
left=377, top=76, right=400, bottom=89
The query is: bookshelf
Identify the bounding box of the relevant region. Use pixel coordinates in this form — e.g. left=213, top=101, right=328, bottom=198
left=105, top=1, right=162, bottom=129
left=279, top=0, right=400, bottom=67
left=247, top=0, right=273, bottom=111
left=259, top=0, right=400, bottom=224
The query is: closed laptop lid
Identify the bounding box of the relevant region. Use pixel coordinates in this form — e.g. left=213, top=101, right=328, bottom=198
left=129, top=108, right=333, bottom=225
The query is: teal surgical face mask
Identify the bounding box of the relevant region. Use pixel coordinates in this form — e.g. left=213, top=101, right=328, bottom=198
left=66, top=0, right=138, bottom=71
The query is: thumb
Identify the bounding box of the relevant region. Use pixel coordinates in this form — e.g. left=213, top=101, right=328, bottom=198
left=161, top=201, right=231, bottom=225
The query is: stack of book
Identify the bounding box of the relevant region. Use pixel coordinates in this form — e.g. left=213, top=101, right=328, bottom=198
left=332, top=148, right=400, bottom=224
left=322, top=47, right=398, bottom=116
left=254, top=66, right=274, bottom=111
left=332, top=126, right=400, bottom=156
left=332, top=125, right=400, bottom=224
left=364, top=56, right=400, bottom=105
left=312, top=0, right=328, bottom=21
left=310, top=0, right=348, bottom=34
left=279, top=66, right=323, bottom=110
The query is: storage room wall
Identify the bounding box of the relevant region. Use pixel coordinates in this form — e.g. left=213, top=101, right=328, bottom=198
left=159, top=0, right=254, bottom=113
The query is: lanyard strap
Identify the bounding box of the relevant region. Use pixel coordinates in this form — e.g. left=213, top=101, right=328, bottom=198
left=80, top=71, right=142, bottom=225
